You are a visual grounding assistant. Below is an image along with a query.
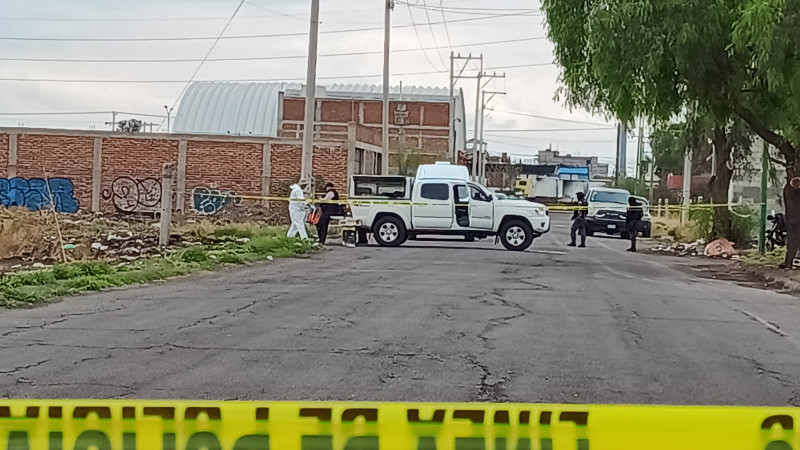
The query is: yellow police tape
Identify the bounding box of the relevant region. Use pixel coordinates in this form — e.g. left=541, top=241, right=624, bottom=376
left=192, top=191, right=763, bottom=212
left=0, top=400, right=797, bottom=449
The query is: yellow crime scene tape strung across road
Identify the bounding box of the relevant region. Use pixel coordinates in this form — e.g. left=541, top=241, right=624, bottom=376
left=0, top=400, right=797, bottom=449
left=192, top=190, right=765, bottom=212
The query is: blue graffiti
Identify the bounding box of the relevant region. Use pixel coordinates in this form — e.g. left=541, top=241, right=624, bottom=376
left=0, top=177, right=80, bottom=213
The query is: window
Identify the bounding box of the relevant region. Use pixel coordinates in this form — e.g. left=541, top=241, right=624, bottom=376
left=374, top=153, right=383, bottom=175
left=354, top=149, right=365, bottom=175
left=454, top=185, right=470, bottom=204
left=352, top=176, right=407, bottom=198
left=589, top=190, right=629, bottom=204
left=469, top=184, right=491, bottom=202
left=420, top=183, right=450, bottom=201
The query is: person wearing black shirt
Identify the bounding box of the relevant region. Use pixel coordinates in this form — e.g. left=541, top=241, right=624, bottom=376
left=569, top=192, right=588, bottom=248
left=626, top=196, right=644, bottom=252
left=317, top=182, right=340, bottom=245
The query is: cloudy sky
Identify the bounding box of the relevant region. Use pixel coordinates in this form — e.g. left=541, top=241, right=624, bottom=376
left=0, top=0, right=646, bottom=172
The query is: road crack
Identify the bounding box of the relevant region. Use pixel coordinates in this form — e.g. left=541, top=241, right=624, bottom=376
left=0, top=359, right=51, bottom=375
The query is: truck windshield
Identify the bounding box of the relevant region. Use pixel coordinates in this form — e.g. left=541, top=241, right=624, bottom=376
left=590, top=191, right=629, bottom=204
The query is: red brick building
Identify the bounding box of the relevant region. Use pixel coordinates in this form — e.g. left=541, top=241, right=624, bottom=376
left=173, top=82, right=467, bottom=176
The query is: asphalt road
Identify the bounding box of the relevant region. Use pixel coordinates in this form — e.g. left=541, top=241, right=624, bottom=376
left=1, top=213, right=799, bottom=406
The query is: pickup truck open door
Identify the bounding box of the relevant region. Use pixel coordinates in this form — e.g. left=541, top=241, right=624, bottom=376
left=468, top=184, right=494, bottom=229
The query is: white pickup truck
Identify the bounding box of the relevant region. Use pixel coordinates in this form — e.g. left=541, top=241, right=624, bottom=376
left=348, top=163, right=550, bottom=251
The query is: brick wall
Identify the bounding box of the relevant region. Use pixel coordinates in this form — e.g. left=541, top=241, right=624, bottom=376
left=185, top=140, right=263, bottom=203
left=0, top=134, right=7, bottom=178
left=101, top=137, right=179, bottom=213
left=270, top=143, right=348, bottom=195
left=16, top=134, right=95, bottom=210
left=1, top=128, right=354, bottom=218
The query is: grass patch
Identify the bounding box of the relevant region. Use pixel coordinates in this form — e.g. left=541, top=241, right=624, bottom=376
left=180, top=246, right=210, bottom=263
left=0, top=226, right=314, bottom=309
left=742, top=248, right=786, bottom=266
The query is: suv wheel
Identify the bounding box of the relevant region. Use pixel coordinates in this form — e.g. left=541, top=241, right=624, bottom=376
left=373, top=216, right=407, bottom=247
left=500, top=220, right=534, bottom=251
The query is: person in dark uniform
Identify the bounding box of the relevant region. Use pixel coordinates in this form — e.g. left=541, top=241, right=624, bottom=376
left=316, top=182, right=340, bottom=245
left=626, top=196, right=644, bottom=252
left=568, top=191, right=588, bottom=247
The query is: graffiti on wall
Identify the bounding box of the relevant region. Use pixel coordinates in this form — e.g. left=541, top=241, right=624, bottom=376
left=192, top=187, right=241, bottom=215
left=102, top=177, right=162, bottom=214
left=0, top=177, right=80, bottom=213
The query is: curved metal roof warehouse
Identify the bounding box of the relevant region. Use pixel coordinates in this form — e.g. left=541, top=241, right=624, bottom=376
left=173, top=81, right=466, bottom=149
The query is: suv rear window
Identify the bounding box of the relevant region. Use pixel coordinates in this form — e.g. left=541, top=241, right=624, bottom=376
left=590, top=191, right=629, bottom=204
left=420, top=183, right=450, bottom=201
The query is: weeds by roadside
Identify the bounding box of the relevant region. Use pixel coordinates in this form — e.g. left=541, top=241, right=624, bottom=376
left=0, top=226, right=317, bottom=309
left=741, top=248, right=786, bottom=266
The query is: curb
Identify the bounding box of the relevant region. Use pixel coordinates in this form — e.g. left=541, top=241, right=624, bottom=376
left=737, top=261, right=800, bottom=293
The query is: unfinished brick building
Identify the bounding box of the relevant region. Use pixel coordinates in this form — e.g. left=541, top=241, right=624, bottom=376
left=173, top=82, right=467, bottom=176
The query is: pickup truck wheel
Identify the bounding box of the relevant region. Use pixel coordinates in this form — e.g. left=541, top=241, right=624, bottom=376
left=500, top=220, right=534, bottom=251
left=373, top=216, right=406, bottom=247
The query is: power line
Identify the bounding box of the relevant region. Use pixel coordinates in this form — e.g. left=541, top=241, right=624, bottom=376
left=439, top=0, right=455, bottom=54
left=0, top=61, right=555, bottom=84
left=161, top=0, right=246, bottom=131
left=0, top=7, right=382, bottom=22
left=0, top=11, right=539, bottom=43
left=0, top=36, right=545, bottom=64
left=0, top=111, right=165, bottom=118
left=419, top=0, right=449, bottom=69
left=406, top=3, right=444, bottom=72
left=486, top=127, right=616, bottom=132
left=399, top=2, right=542, bottom=16
left=488, top=108, right=612, bottom=126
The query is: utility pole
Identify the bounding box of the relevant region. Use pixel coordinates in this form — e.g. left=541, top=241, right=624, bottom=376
left=636, top=119, right=645, bottom=194
left=449, top=51, right=455, bottom=163
left=616, top=122, right=628, bottom=180
left=381, top=0, right=394, bottom=175
left=681, top=150, right=692, bottom=224
left=471, top=56, right=484, bottom=179
left=479, top=89, right=506, bottom=184
left=449, top=53, right=482, bottom=164
left=301, top=0, right=321, bottom=183
left=759, top=140, right=769, bottom=254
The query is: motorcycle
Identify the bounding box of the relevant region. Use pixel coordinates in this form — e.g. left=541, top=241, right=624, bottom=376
left=766, top=211, right=787, bottom=251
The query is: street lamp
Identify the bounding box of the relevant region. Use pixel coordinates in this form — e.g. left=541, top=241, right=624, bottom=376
left=164, top=105, right=173, bottom=133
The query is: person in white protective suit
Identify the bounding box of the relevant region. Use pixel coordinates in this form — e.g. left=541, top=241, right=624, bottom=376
left=287, top=181, right=311, bottom=239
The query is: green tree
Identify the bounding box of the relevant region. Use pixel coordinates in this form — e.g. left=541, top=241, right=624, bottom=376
left=541, top=0, right=795, bottom=262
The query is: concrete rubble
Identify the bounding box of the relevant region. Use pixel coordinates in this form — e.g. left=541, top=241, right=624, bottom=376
left=649, top=238, right=741, bottom=259
left=0, top=208, right=276, bottom=272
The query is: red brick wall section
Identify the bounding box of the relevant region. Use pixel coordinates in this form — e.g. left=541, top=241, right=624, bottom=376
left=320, top=99, right=356, bottom=123
left=420, top=103, right=449, bottom=127
left=313, top=145, right=348, bottom=190
left=269, top=142, right=348, bottom=214
left=283, top=98, right=305, bottom=121
left=0, top=133, right=8, bottom=178
left=100, top=138, right=179, bottom=213
left=185, top=141, right=262, bottom=213
left=15, top=134, right=95, bottom=210
left=356, top=124, right=381, bottom=147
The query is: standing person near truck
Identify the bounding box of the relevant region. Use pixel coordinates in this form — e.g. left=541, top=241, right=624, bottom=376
left=287, top=180, right=310, bottom=240
left=568, top=191, right=588, bottom=248
left=626, top=196, right=644, bottom=252
left=316, top=182, right=340, bottom=245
